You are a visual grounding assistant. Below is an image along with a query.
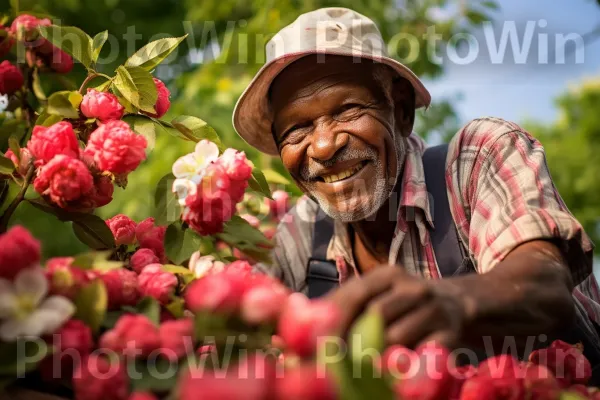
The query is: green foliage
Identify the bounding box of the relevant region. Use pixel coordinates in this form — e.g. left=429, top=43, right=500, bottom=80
left=525, top=79, right=600, bottom=244
left=74, top=279, right=108, bottom=333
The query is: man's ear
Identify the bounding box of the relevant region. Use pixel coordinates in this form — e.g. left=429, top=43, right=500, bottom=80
left=392, top=78, right=416, bottom=138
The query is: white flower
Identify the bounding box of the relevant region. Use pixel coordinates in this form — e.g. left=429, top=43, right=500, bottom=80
left=0, top=268, right=75, bottom=341
left=172, top=140, right=219, bottom=180
left=188, top=251, right=225, bottom=279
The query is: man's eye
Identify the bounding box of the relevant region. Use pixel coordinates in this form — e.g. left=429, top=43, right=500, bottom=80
left=335, top=103, right=363, bottom=119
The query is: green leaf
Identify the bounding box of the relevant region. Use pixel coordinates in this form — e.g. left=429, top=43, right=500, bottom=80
left=32, top=68, right=46, bottom=100
left=465, top=10, right=490, bottom=24
left=111, top=84, right=137, bottom=113
left=72, top=213, right=116, bottom=250
left=559, top=393, right=587, bottom=400
left=162, top=264, right=194, bottom=276
left=480, top=0, right=499, bottom=10
left=154, top=173, right=181, bottom=226
left=128, top=358, right=180, bottom=392
left=122, top=114, right=156, bottom=153
left=74, top=280, right=107, bottom=333
left=102, top=310, right=125, bottom=329
left=164, top=222, right=203, bottom=265
left=165, top=297, right=185, bottom=319
left=135, top=297, right=161, bottom=325
left=0, top=339, right=51, bottom=376
left=0, top=120, right=27, bottom=147
left=71, top=250, right=112, bottom=269
left=170, top=115, right=222, bottom=148
left=349, top=310, right=385, bottom=366
left=47, top=90, right=82, bottom=119
left=248, top=168, right=272, bottom=199
left=125, top=35, right=188, bottom=71
left=91, top=30, right=108, bottom=62
left=0, top=155, right=14, bottom=174
left=94, top=78, right=113, bottom=92
left=35, top=112, right=63, bottom=127
left=38, top=25, right=93, bottom=68
left=114, top=66, right=157, bottom=113
left=152, top=119, right=183, bottom=138
left=263, top=169, right=290, bottom=185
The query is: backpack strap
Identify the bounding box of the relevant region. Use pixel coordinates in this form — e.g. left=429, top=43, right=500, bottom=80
left=306, top=208, right=338, bottom=299
left=422, top=144, right=474, bottom=278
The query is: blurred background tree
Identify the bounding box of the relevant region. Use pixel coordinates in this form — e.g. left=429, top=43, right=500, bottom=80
left=2, top=0, right=599, bottom=256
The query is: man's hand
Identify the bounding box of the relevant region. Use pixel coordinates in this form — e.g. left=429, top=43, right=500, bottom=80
left=325, top=265, right=470, bottom=349
left=325, top=240, right=575, bottom=350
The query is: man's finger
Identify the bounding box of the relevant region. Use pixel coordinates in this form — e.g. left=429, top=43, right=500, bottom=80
left=384, top=303, right=441, bottom=348
left=369, top=279, right=432, bottom=325
left=325, top=265, right=402, bottom=334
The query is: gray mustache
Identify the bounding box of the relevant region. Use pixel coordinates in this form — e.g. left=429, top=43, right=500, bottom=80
left=299, top=148, right=377, bottom=181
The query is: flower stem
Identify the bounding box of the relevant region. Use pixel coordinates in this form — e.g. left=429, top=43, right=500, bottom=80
left=0, top=165, right=35, bottom=233
left=79, top=73, right=99, bottom=94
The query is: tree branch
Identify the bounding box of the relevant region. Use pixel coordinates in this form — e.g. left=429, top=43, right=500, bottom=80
left=0, top=165, right=35, bottom=233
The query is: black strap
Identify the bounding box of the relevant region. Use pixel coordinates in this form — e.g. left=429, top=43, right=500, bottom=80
left=306, top=208, right=338, bottom=299
left=422, top=144, right=473, bottom=278
left=312, top=208, right=334, bottom=261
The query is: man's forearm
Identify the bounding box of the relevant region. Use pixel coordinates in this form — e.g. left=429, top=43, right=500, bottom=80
left=437, top=240, right=575, bottom=346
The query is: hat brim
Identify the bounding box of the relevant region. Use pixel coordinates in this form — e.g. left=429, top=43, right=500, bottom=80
left=233, top=50, right=431, bottom=156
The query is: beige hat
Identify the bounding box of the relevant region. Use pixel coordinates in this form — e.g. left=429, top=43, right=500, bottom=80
left=232, top=7, right=431, bottom=156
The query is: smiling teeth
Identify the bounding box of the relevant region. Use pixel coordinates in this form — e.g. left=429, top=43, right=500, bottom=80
left=322, top=163, right=363, bottom=183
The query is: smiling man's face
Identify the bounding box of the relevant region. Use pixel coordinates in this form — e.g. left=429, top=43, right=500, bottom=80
left=270, top=55, right=415, bottom=221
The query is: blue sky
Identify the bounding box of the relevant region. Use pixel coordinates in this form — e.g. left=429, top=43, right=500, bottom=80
left=424, top=0, right=600, bottom=126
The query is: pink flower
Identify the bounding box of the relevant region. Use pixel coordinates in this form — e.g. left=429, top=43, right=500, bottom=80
left=128, top=393, right=158, bottom=400
left=135, top=217, right=157, bottom=242
left=241, top=281, right=290, bottom=325
left=275, top=365, right=337, bottom=400
left=142, top=78, right=170, bottom=118
left=99, top=314, right=161, bottom=358
left=73, top=354, right=129, bottom=400
left=135, top=218, right=167, bottom=261
left=83, top=174, right=114, bottom=209
left=10, top=14, right=51, bottom=40
left=277, top=293, right=340, bottom=358
left=84, top=120, right=147, bottom=174
left=130, top=249, right=160, bottom=274
left=241, top=214, right=260, bottom=228
left=27, top=121, right=80, bottom=166
left=4, top=148, right=32, bottom=176
left=48, top=47, right=74, bottom=74
left=267, top=190, right=290, bottom=221
left=33, top=155, right=94, bottom=208
left=459, top=375, right=525, bottom=400
left=158, top=318, right=194, bottom=360
left=188, top=252, right=225, bottom=278
left=81, top=89, right=125, bottom=121
left=529, top=340, right=592, bottom=387
left=0, top=60, right=23, bottom=95
left=0, top=225, right=41, bottom=280
left=99, top=269, right=140, bottom=310
left=184, top=270, right=249, bottom=313
left=105, top=214, right=137, bottom=246
left=45, top=257, right=92, bottom=299
left=137, top=264, right=177, bottom=305
left=51, top=319, right=94, bottom=371
left=216, top=148, right=253, bottom=182
left=224, top=260, right=254, bottom=276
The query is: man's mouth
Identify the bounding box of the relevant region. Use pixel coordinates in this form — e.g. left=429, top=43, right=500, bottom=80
left=319, top=161, right=367, bottom=184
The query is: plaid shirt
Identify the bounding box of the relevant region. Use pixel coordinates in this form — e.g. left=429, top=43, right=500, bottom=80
left=261, top=117, right=600, bottom=327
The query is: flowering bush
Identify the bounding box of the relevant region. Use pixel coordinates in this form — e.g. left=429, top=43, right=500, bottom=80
left=1, top=7, right=598, bottom=400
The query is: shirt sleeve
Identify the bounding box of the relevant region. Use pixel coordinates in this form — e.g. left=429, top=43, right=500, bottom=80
left=254, top=196, right=318, bottom=293
left=447, top=117, right=594, bottom=285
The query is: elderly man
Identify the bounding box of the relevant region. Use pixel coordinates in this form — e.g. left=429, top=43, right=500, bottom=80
left=233, top=7, right=600, bottom=365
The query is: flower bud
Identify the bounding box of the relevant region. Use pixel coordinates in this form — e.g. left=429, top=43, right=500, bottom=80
left=81, top=89, right=125, bottom=122
left=105, top=214, right=137, bottom=246
left=130, top=248, right=160, bottom=274
left=141, top=78, right=170, bottom=118
left=137, top=264, right=177, bottom=305
left=0, top=60, right=23, bottom=95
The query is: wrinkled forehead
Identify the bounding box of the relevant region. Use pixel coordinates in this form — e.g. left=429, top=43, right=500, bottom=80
left=268, top=55, right=385, bottom=113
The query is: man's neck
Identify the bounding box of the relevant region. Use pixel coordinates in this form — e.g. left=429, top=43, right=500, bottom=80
left=350, top=183, right=401, bottom=263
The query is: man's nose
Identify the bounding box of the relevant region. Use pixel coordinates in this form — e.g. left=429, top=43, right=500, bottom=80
left=306, top=120, right=349, bottom=161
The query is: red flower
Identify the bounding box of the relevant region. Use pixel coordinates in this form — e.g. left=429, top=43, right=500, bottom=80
left=135, top=217, right=158, bottom=242
left=84, top=120, right=147, bottom=174
left=45, top=257, right=92, bottom=299
left=184, top=270, right=247, bottom=313
left=267, top=190, right=291, bottom=221
left=99, top=269, right=140, bottom=310
left=275, top=365, right=337, bottom=400
left=73, top=354, right=129, bottom=400
left=216, top=148, right=253, bottom=182
left=83, top=174, right=115, bottom=209
left=136, top=218, right=167, bottom=262
left=48, top=47, right=74, bottom=74
left=81, top=89, right=125, bottom=122
left=277, top=293, right=340, bottom=358
left=33, top=155, right=94, bottom=208
left=10, top=14, right=51, bottom=40
left=158, top=318, right=194, bottom=360
left=52, top=318, right=94, bottom=362
left=478, top=354, right=522, bottom=379
left=529, top=340, right=592, bottom=387
left=460, top=375, right=525, bottom=400
left=99, top=314, right=161, bottom=358
left=130, top=248, right=160, bottom=274
left=105, top=214, right=137, bottom=246
left=128, top=393, right=158, bottom=400
left=522, top=363, right=560, bottom=400
left=0, top=225, right=41, bottom=280
left=28, top=121, right=80, bottom=166
left=137, top=264, right=177, bottom=305
left=240, top=279, right=289, bottom=325
left=0, top=60, right=23, bottom=95
left=4, top=148, right=32, bottom=176
left=142, top=78, right=170, bottom=118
